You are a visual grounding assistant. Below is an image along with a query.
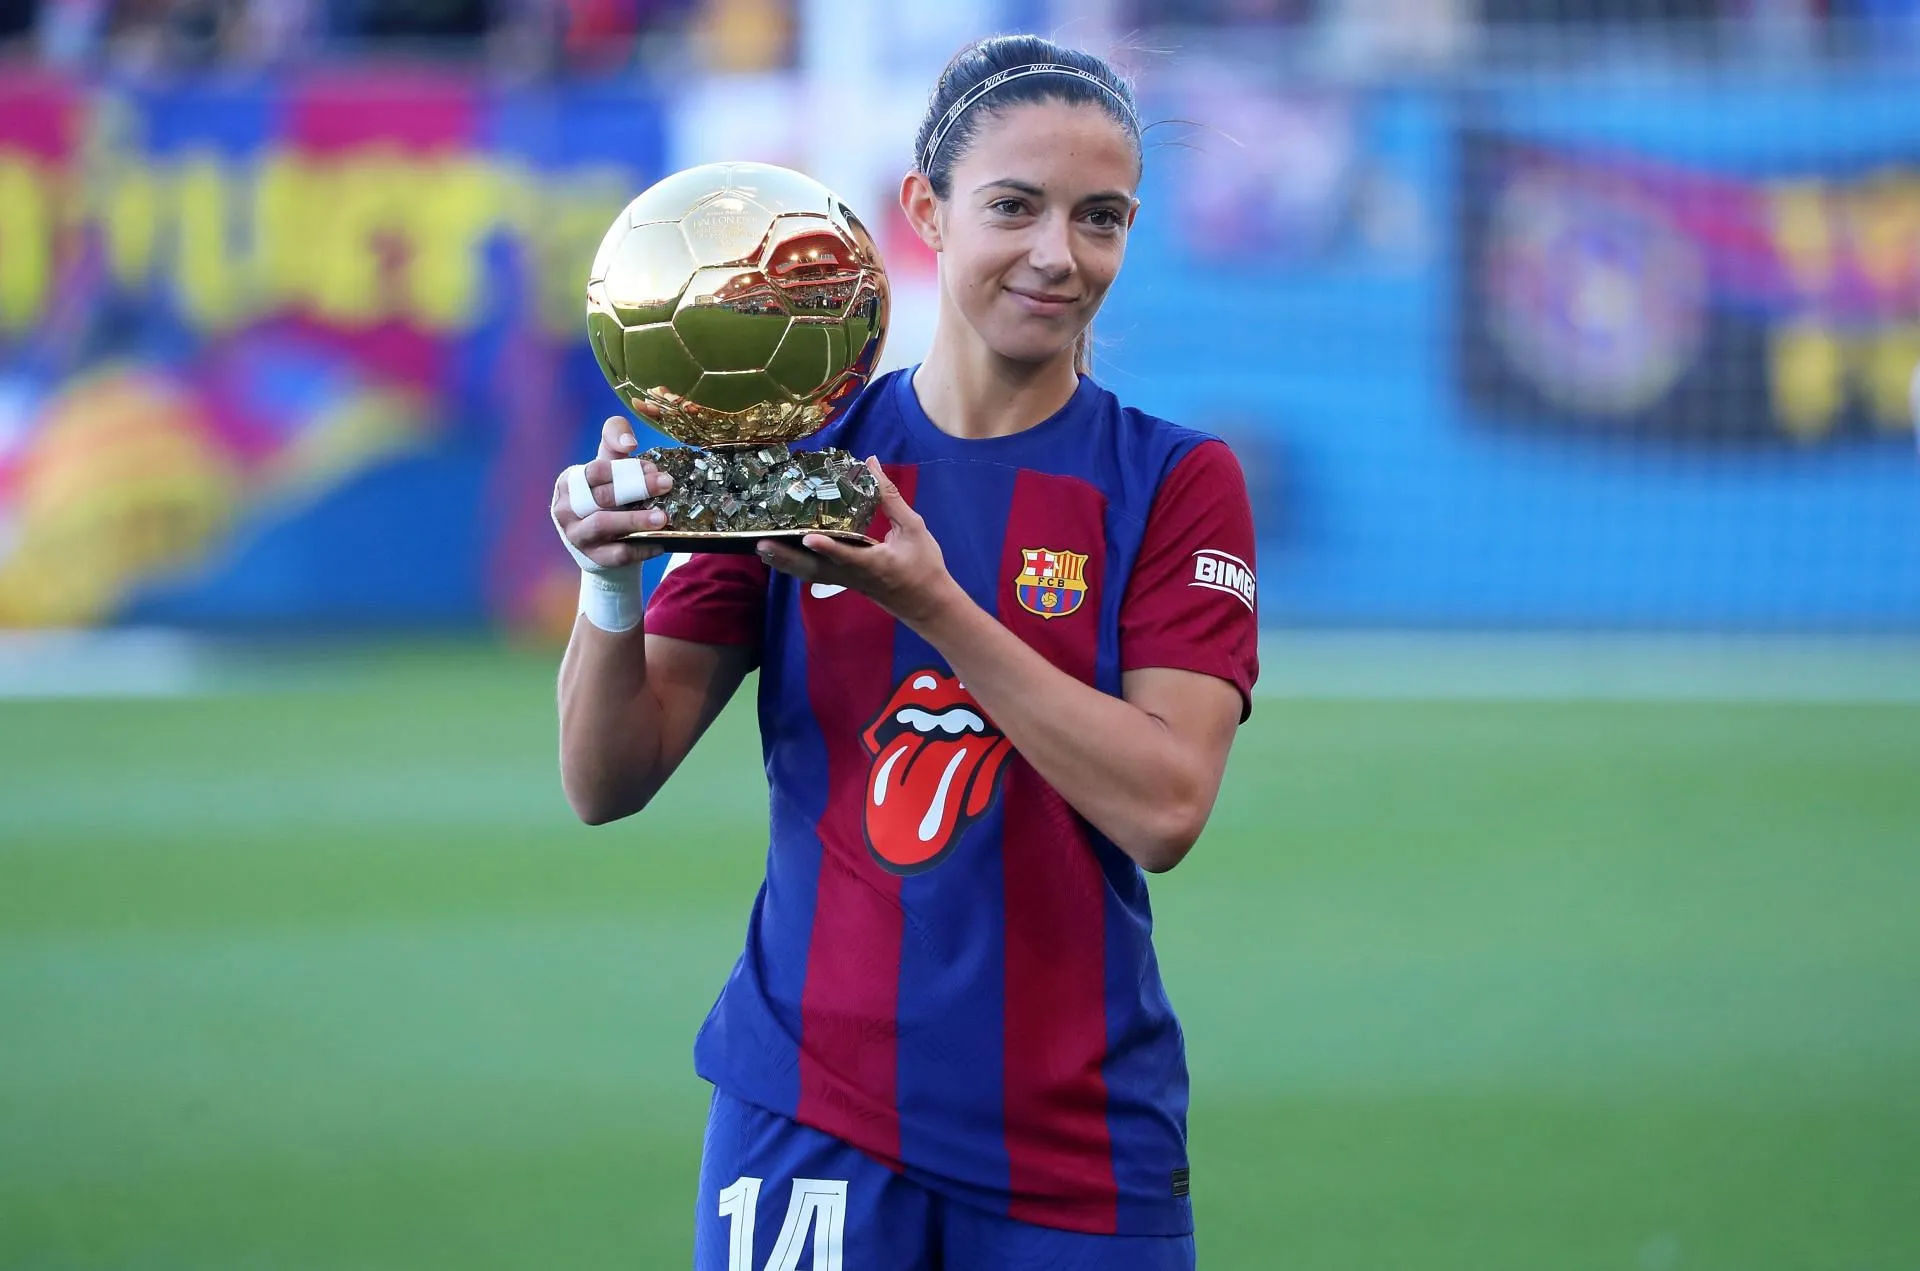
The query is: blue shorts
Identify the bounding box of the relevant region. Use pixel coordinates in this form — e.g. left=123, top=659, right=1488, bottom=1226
left=693, top=1087, right=1197, bottom=1270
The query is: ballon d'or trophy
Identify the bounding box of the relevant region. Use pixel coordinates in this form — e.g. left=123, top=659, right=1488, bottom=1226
left=586, top=161, right=890, bottom=551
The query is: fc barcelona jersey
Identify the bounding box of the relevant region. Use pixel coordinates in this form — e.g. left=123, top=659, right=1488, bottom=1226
left=644, top=368, right=1260, bottom=1237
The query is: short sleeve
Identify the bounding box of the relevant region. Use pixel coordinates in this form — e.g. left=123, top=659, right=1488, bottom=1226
left=643, top=551, right=768, bottom=660
left=1119, top=440, right=1260, bottom=720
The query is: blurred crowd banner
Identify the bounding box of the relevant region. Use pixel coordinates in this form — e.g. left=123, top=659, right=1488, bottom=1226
left=1, top=65, right=1916, bottom=635
left=1460, top=125, right=1920, bottom=447
left=0, top=70, right=661, bottom=633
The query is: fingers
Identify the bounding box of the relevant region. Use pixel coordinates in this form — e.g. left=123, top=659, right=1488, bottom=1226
left=554, top=467, right=592, bottom=522
left=609, top=456, right=661, bottom=506
left=627, top=393, right=671, bottom=428
left=574, top=506, right=669, bottom=539
left=551, top=474, right=669, bottom=572
left=755, top=540, right=821, bottom=581
left=582, top=455, right=666, bottom=493
left=582, top=455, right=672, bottom=506
left=563, top=463, right=597, bottom=519
left=554, top=497, right=671, bottom=552
left=562, top=457, right=673, bottom=516
left=577, top=538, right=668, bottom=571
left=565, top=509, right=670, bottom=571
left=866, top=456, right=922, bottom=528
left=799, top=533, right=866, bottom=566
left=597, top=415, right=639, bottom=461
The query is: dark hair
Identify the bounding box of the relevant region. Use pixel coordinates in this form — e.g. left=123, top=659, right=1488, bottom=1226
left=914, top=35, right=1141, bottom=375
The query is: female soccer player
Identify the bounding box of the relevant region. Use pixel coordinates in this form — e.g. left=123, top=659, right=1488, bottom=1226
left=551, top=34, right=1258, bottom=1271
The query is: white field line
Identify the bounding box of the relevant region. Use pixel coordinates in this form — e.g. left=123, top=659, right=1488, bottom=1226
left=0, top=629, right=211, bottom=698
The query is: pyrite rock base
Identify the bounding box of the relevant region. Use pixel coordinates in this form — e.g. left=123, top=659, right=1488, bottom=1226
left=619, top=444, right=880, bottom=552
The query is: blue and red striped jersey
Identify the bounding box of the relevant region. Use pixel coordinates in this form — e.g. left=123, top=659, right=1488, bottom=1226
left=644, top=368, right=1259, bottom=1237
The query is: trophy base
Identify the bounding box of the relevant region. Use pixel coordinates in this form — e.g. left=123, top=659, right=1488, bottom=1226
left=621, top=527, right=877, bottom=555
left=619, top=443, right=881, bottom=552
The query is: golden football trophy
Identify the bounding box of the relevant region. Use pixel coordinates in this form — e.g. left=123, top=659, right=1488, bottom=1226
left=586, top=161, right=890, bottom=551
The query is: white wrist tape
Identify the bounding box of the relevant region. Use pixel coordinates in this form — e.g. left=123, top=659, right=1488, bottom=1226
left=577, top=563, right=644, bottom=634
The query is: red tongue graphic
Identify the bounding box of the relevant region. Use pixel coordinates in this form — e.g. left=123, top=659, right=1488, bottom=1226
left=866, top=732, right=1009, bottom=873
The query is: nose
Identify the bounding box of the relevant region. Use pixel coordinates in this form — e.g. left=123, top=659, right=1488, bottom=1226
left=1026, top=210, right=1074, bottom=281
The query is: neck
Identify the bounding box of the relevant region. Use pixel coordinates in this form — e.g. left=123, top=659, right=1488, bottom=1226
left=912, top=315, right=1081, bottom=441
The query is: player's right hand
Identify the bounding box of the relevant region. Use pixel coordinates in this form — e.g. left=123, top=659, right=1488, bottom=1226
left=551, top=415, right=676, bottom=571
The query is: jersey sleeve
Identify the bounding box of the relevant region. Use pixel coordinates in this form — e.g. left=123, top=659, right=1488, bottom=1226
left=1119, top=440, right=1261, bottom=719
left=643, top=552, right=768, bottom=659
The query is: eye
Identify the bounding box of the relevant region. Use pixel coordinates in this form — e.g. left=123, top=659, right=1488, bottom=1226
left=1086, top=207, right=1126, bottom=229
left=989, top=197, right=1028, bottom=216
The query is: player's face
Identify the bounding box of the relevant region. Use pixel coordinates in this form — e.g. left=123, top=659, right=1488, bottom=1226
left=931, top=101, right=1140, bottom=366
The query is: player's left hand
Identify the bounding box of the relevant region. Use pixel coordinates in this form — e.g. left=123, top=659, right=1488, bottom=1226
left=755, top=457, right=963, bottom=629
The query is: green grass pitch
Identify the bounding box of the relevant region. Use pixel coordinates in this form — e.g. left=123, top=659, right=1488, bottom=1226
left=3, top=643, right=1917, bottom=1268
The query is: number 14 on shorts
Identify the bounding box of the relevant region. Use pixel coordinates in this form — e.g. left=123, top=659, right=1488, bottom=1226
left=718, top=1176, right=847, bottom=1271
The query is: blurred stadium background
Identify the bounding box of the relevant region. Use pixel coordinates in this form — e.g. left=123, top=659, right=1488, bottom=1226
left=2, top=0, right=1917, bottom=1267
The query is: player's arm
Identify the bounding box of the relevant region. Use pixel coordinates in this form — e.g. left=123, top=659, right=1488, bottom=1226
left=553, top=417, right=765, bottom=825
left=557, top=628, right=754, bottom=824
left=905, top=611, right=1240, bottom=872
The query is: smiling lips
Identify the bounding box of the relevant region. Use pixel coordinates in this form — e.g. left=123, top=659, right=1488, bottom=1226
left=862, top=670, right=1012, bottom=874
left=1007, top=286, right=1078, bottom=313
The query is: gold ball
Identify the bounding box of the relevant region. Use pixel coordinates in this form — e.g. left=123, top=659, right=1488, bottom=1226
left=586, top=162, right=890, bottom=448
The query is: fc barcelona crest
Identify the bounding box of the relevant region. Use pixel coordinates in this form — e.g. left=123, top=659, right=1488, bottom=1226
left=1014, top=547, right=1089, bottom=620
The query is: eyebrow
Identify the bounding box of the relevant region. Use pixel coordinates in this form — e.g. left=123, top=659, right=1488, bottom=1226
left=974, top=178, right=1132, bottom=206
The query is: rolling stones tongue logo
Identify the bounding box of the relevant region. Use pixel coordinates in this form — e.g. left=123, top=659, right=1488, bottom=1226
left=862, top=669, right=1011, bottom=874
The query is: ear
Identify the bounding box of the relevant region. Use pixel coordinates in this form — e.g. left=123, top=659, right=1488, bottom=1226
left=899, top=170, right=944, bottom=253
left=1126, top=197, right=1141, bottom=231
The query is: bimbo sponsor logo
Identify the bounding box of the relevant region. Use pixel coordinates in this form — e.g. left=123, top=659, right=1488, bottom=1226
left=1190, top=549, right=1255, bottom=611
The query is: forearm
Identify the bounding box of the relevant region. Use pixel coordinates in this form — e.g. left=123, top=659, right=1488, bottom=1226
left=556, top=617, right=667, bottom=823
left=910, top=585, right=1213, bottom=871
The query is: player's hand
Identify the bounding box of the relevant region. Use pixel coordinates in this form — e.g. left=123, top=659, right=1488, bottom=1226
left=755, top=458, right=964, bottom=628
left=550, top=415, right=675, bottom=571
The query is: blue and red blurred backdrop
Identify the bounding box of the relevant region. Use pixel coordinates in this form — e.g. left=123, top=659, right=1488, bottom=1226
left=2, top=55, right=1916, bottom=636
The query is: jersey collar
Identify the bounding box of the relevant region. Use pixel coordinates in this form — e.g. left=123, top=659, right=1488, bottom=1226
left=891, top=366, right=1096, bottom=462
